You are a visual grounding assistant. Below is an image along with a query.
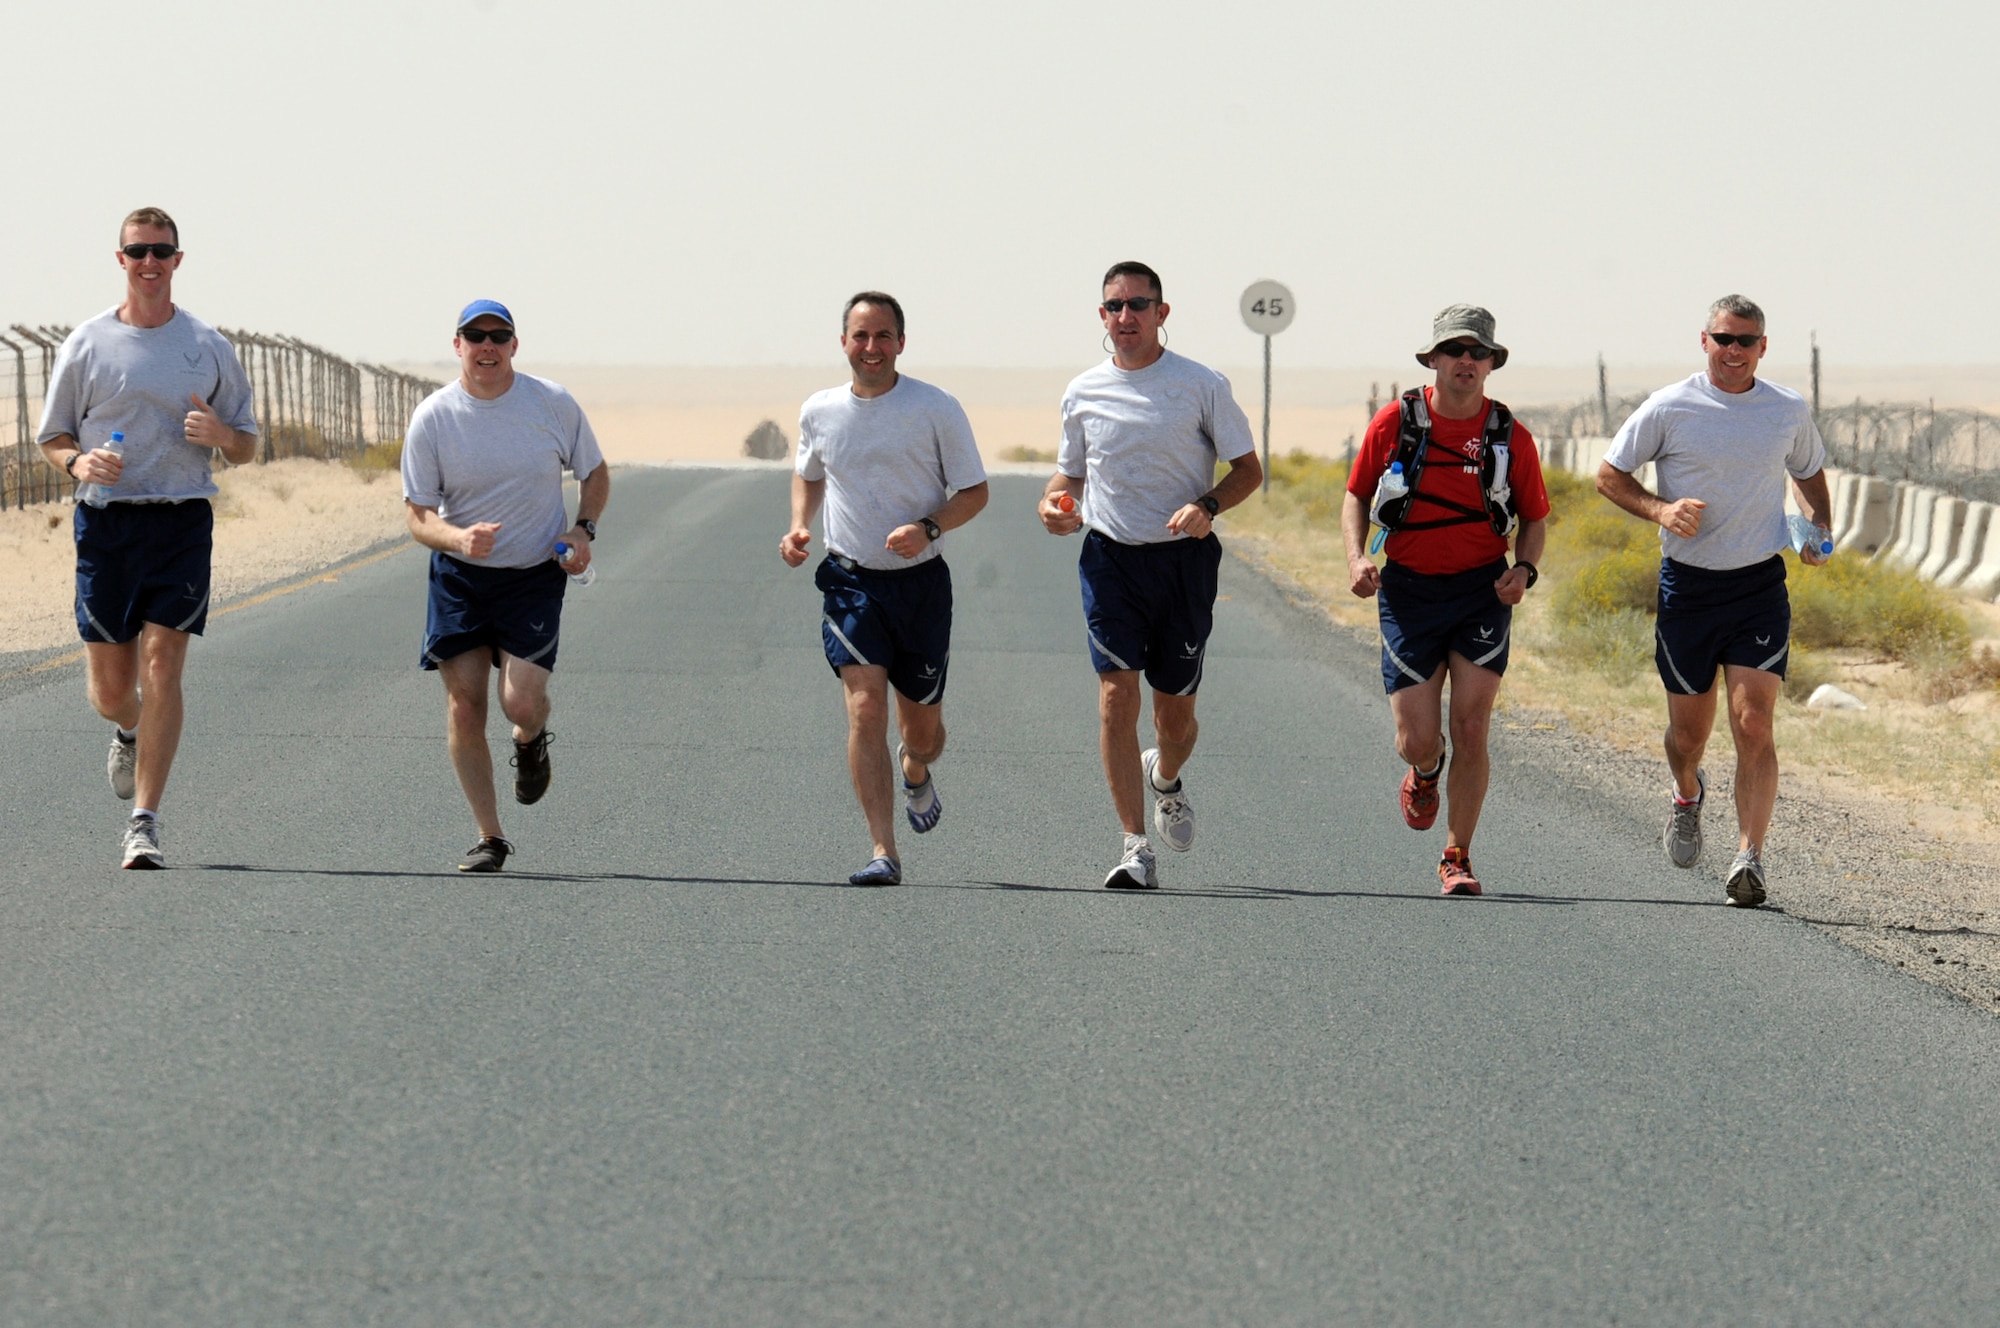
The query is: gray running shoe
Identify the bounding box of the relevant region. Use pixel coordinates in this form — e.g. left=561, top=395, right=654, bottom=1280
left=1141, top=747, right=1195, bottom=852
left=896, top=743, right=942, bottom=834
left=121, top=814, right=163, bottom=870
left=1103, top=833, right=1159, bottom=890
left=107, top=730, right=137, bottom=801
left=1725, top=848, right=1767, bottom=908
left=1663, top=768, right=1706, bottom=869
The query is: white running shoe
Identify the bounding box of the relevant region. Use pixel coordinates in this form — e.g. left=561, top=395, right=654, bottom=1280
left=1103, top=833, right=1158, bottom=890
left=1663, top=768, right=1705, bottom=869
left=121, top=814, right=163, bottom=870
left=107, top=730, right=137, bottom=801
left=1725, top=848, right=1767, bottom=908
left=1141, top=748, right=1195, bottom=852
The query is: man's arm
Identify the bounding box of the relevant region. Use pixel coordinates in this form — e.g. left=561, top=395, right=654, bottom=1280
left=1040, top=472, right=1085, bottom=534
left=1792, top=468, right=1835, bottom=566
left=39, top=433, right=121, bottom=486
left=1341, top=490, right=1381, bottom=598
left=557, top=463, right=612, bottom=574
left=1166, top=450, right=1264, bottom=539
left=1596, top=460, right=1706, bottom=539
left=406, top=501, right=500, bottom=561
left=886, top=481, right=990, bottom=558
left=1493, top=517, right=1547, bottom=605
left=780, top=473, right=825, bottom=567
left=184, top=395, right=258, bottom=465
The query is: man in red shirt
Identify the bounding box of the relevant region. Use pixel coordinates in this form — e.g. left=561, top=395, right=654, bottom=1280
left=1341, top=306, right=1550, bottom=895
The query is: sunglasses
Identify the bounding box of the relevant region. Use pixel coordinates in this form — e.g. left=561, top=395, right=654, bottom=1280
left=121, top=243, right=178, bottom=260
left=1101, top=297, right=1159, bottom=314
left=457, top=327, right=515, bottom=344
left=1431, top=341, right=1495, bottom=361
left=1705, top=332, right=1763, bottom=348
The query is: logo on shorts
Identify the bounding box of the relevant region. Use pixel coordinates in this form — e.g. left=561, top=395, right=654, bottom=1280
left=1477, top=625, right=1495, bottom=641
left=1756, top=635, right=1771, bottom=645
left=1181, top=641, right=1200, bottom=658
left=530, top=620, right=546, bottom=632
left=921, top=664, right=938, bottom=678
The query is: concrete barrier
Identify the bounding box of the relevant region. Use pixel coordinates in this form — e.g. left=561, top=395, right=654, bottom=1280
left=1885, top=486, right=1938, bottom=569
left=1936, top=501, right=1993, bottom=589
left=1961, top=513, right=2000, bottom=599
left=1839, top=476, right=1896, bottom=556
left=1917, top=495, right=1967, bottom=582
left=1827, top=470, right=1861, bottom=545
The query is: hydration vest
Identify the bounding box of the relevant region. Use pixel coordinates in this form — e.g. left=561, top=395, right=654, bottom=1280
left=1371, top=388, right=1519, bottom=538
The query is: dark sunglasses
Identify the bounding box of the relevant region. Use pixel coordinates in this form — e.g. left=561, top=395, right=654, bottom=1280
left=121, top=243, right=178, bottom=260
left=1705, top=331, right=1763, bottom=348
left=1431, top=341, right=1495, bottom=361
left=457, top=327, right=515, bottom=344
left=1102, top=297, right=1159, bottom=314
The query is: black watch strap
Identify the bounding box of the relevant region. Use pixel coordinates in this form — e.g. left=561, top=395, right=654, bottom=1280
left=1198, top=495, right=1221, bottom=517
left=921, top=517, right=942, bottom=541
left=575, top=518, right=597, bottom=540
left=1515, top=559, right=1539, bottom=589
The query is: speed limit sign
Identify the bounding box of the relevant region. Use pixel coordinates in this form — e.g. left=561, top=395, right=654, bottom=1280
left=1240, top=280, right=1296, bottom=336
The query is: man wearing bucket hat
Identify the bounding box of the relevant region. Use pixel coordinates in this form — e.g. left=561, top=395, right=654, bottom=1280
left=1596, top=294, right=1831, bottom=909
left=1342, top=305, right=1550, bottom=896
left=402, top=299, right=610, bottom=873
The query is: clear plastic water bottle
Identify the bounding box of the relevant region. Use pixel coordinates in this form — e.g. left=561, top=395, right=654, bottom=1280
left=1786, top=513, right=1833, bottom=559
left=554, top=541, right=596, bottom=587
left=79, top=431, right=124, bottom=509
left=1368, top=461, right=1407, bottom=553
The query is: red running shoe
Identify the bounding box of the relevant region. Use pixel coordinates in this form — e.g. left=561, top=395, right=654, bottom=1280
left=1400, top=765, right=1440, bottom=831
left=1438, top=848, right=1482, bottom=896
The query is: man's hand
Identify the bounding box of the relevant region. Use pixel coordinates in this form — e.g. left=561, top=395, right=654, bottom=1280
left=74, top=447, right=123, bottom=485
left=558, top=527, right=593, bottom=573
left=184, top=394, right=229, bottom=450
left=1658, top=497, right=1707, bottom=538
left=1166, top=503, right=1217, bottom=540
left=1493, top=565, right=1532, bottom=605
left=779, top=527, right=812, bottom=567
left=885, top=523, right=930, bottom=559
left=1800, top=538, right=1831, bottom=568
left=1347, top=555, right=1382, bottom=599
left=1040, top=486, right=1083, bottom=535
left=460, top=521, right=501, bottom=560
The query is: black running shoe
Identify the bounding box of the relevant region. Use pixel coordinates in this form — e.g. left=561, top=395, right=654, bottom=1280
left=458, top=837, right=513, bottom=873
left=512, top=730, right=553, bottom=805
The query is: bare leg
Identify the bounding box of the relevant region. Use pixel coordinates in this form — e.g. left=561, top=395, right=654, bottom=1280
left=84, top=639, right=143, bottom=730
left=1664, top=679, right=1720, bottom=802
left=1150, top=690, right=1199, bottom=786
left=894, top=693, right=945, bottom=786
left=1098, top=670, right=1146, bottom=835
left=439, top=650, right=504, bottom=841
left=497, top=652, right=553, bottom=744
left=1438, top=653, right=1504, bottom=852
left=1722, top=664, right=1783, bottom=851
left=1386, top=663, right=1449, bottom=775
left=840, top=665, right=898, bottom=861
left=128, top=626, right=191, bottom=810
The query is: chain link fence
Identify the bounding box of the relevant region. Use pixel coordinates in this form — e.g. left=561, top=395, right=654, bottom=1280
left=2, top=322, right=442, bottom=510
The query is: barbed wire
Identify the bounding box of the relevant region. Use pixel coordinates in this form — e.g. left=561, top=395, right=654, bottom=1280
left=2, top=323, right=442, bottom=510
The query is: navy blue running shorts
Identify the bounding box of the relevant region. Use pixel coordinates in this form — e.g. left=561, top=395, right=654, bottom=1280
left=1377, top=558, right=1511, bottom=694
left=815, top=553, right=954, bottom=704
left=1077, top=529, right=1223, bottom=696
left=74, top=499, right=213, bottom=643
left=422, top=551, right=567, bottom=672
left=1655, top=555, right=1789, bottom=695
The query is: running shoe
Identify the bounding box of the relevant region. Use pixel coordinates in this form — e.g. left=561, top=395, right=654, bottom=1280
left=1141, top=747, right=1195, bottom=851
left=896, top=743, right=942, bottom=834
left=1438, top=847, right=1481, bottom=896
left=1103, top=834, right=1159, bottom=890
left=512, top=730, right=553, bottom=805
left=1664, top=768, right=1706, bottom=869
left=458, top=837, right=513, bottom=873
left=849, top=855, right=902, bottom=886
left=107, top=730, right=137, bottom=801
left=1725, top=847, right=1767, bottom=908
left=1399, top=761, right=1441, bottom=831
left=120, top=814, right=163, bottom=870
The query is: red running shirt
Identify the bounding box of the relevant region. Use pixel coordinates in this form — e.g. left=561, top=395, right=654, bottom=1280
left=1345, top=388, right=1552, bottom=576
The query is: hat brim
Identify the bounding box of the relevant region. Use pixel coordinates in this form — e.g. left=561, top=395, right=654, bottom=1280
left=1416, top=339, right=1508, bottom=370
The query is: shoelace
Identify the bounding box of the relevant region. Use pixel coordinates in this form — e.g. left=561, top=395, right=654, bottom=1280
left=1671, top=799, right=1702, bottom=839
left=510, top=733, right=552, bottom=769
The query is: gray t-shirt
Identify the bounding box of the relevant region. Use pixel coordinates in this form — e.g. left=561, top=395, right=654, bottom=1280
left=37, top=307, right=259, bottom=502
left=1057, top=350, right=1256, bottom=545
left=1604, top=373, right=1826, bottom=571
left=401, top=374, right=605, bottom=570
left=796, top=374, right=986, bottom=571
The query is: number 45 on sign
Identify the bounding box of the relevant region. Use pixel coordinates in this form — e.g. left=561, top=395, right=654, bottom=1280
left=1240, top=280, right=1296, bottom=491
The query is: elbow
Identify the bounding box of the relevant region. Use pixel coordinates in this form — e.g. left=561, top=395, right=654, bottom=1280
left=962, top=482, right=991, bottom=516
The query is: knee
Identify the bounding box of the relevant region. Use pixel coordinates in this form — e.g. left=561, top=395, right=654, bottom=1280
left=501, top=692, right=546, bottom=732
left=1731, top=707, right=1775, bottom=752
left=445, top=691, right=486, bottom=731
left=1155, top=706, right=1198, bottom=749
left=900, top=712, right=945, bottom=763
left=1098, top=677, right=1142, bottom=726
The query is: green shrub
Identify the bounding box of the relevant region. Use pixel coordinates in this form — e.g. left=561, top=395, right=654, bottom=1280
left=1540, top=607, right=1655, bottom=683
left=1554, top=545, right=1659, bottom=622
left=1783, top=645, right=1838, bottom=702
left=1788, top=555, right=1970, bottom=661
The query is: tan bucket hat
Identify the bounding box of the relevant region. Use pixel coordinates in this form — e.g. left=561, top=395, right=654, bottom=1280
left=1416, top=304, right=1508, bottom=369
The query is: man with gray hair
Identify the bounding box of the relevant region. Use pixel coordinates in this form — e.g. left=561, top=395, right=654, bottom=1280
left=1597, top=295, right=1833, bottom=907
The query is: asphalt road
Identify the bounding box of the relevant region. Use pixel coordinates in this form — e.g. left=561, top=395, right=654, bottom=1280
left=5, top=465, right=2000, bottom=1326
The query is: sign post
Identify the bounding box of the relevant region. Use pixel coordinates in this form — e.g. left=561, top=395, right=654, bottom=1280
left=1238, top=280, right=1295, bottom=492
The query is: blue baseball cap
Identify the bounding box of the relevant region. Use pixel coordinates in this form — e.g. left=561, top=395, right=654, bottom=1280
left=456, top=298, right=514, bottom=331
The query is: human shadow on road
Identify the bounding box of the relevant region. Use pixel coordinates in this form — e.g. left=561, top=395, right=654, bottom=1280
left=189, top=862, right=605, bottom=884
left=1243, top=884, right=1719, bottom=908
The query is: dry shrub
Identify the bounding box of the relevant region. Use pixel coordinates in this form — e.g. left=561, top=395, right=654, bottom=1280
left=999, top=445, right=1057, bottom=464
left=1783, top=645, right=1838, bottom=702
left=1251, top=451, right=1353, bottom=527
left=345, top=440, right=404, bottom=484
left=1788, top=554, right=1970, bottom=661
left=1554, top=546, right=1660, bottom=622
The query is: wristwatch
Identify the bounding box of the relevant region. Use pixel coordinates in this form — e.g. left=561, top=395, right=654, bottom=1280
left=1198, top=495, right=1221, bottom=517
left=575, top=517, right=597, bottom=540
left=64, top=452, right=83, bottom=477
left=921, top=517, right=942, bottom=541
left=1515, top=559, right=1539, bottom=589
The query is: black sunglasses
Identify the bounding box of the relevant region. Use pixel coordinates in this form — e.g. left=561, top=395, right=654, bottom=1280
left=121, top=243, right=178, bottom=260
left=1705, top=332, right=1763, bottom=348
left=1431, top=341, right=1495, bottom=361
left=1102, top=297, right=1159, bottom=314
left=457, top=327, right=515, bottom=344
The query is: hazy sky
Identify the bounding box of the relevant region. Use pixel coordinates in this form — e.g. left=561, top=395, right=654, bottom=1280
left=8, top=1, right=1993, bottom=371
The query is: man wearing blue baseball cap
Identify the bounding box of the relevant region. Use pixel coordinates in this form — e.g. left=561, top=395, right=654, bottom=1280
left=401, top=299, right=610, bottom=872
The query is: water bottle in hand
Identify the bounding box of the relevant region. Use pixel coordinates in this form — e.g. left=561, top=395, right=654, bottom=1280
left=79, top=431, right=124, bottom=509
left=555, top=541, right=596, bottom=587
left=1367, top=461, right=1407, bottom=553
left=1786, top=513, right=1833, bottom=559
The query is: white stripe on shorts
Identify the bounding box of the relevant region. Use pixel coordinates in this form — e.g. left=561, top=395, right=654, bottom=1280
left=824, top=615, right=873, bottom=667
